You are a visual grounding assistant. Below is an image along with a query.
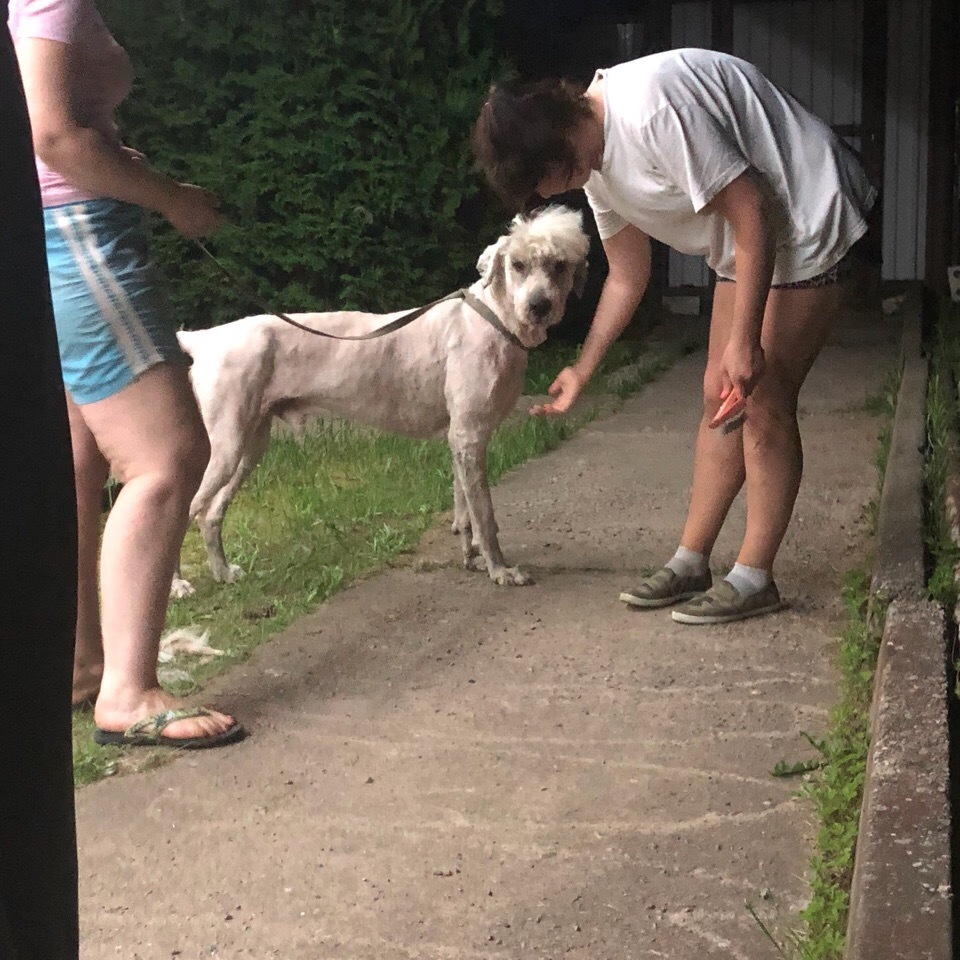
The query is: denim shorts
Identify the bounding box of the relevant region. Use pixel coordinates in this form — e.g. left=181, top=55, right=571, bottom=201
left=43, top=198, right=189, bottom=404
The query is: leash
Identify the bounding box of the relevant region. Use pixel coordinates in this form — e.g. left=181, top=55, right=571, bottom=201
left=193, top=238, right=526, bottom=350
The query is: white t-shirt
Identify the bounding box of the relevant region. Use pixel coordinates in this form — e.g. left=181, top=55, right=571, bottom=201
left=584, top=49, right=877, bottom=283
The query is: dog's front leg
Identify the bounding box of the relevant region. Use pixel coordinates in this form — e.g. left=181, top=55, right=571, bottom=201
left=453, top=471, right=480, bottom=567
left=451, top=471, right=474, bottom=545
left=448, top=431, right=532, bottom=586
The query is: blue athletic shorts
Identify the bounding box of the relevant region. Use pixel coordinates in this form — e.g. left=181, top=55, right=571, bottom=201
left=43, top=198, right=190, bottom=405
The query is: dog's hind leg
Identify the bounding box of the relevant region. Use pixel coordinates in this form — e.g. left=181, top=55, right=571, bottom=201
left=170, top=451, right=243, bottom=596
left=171, top=438, right=245, bottom=598
left=197, top=418, right=272, bottom=583
left=170, top=559, right=195, bottom=599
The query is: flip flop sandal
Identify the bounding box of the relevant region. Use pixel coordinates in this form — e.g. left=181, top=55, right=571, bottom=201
left=94, top=707, right=245, bottom=750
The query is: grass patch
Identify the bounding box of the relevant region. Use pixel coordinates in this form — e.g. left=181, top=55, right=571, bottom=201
left=72, top=335, right=694, bottom=784
left=788, top=568, right=883, bottom=959
left=752, top=359, right=899, bottom=958
left=924, top=301, right=960, bottom=613
left=522, top=337, right=668, bottom=395
left=775, top=303, right=958, bottom=957
left=749, top=569, right=883, bottom=960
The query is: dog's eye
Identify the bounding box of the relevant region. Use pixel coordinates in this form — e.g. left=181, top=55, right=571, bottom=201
left=551, top=259, right=567, bottom=276
left=512, top=259, right=527, bottom=273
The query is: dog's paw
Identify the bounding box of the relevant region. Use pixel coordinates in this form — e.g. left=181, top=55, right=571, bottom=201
left=490, top=565, right=534, bottom=587
left=212, top=563, right=245, bottom=584
left=170, top=577, right=196, bottom=599
left=464, top=553, right=486, bottom=572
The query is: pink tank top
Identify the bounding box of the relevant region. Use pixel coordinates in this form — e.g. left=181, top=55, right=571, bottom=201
left=7, top=0, right=133, bottom=207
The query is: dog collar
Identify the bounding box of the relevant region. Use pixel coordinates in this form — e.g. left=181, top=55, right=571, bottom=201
left=459, top=289, right=527, bottom=351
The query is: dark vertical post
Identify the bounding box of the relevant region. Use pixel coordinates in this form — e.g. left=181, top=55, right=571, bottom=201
left=711, top=0, right=734, bottom=53
left=860, top=0, right=887, bottom=274
left=924, top=0, right=959, bottom=292
left=0, top=12, right=80, bottom=960
left=705, top=0, right=736, bottom=318
left=642, top=0, right=672, bottom=322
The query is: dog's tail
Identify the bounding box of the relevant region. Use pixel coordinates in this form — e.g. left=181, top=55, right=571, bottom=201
left=176, top=330, right=195, bottom=358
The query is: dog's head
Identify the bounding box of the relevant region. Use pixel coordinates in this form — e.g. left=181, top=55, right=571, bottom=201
left=476, top=205, right=589, bottom=349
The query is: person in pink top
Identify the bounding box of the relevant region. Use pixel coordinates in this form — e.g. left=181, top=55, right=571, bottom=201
left=9, top=0, right=243, bottom=748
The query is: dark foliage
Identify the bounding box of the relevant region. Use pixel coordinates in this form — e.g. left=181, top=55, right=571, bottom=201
left=100, top=0, right=504, bottom=327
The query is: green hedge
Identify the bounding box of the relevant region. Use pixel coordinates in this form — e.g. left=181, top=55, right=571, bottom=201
left=99, top=0, right=504, bottom=327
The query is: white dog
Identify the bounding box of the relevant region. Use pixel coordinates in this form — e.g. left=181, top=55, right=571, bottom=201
left=172, top=205, right=589, bottom=596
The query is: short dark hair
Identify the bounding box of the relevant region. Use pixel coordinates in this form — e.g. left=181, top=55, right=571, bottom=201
left=472, top=77, right=591, bottom=212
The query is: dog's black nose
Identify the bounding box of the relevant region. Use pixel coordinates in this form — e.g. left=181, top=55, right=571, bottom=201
left=529, top=294, right=553, bottom=319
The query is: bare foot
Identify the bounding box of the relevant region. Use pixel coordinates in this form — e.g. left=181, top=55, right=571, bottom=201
left=93, top=686, right=239, bottom=744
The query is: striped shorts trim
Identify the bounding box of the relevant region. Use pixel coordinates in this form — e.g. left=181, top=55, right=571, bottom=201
left=43, top=198, right=188, bottom=404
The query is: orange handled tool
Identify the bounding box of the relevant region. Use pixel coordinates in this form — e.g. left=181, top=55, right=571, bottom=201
left=709, top=387, right=746, bottom=434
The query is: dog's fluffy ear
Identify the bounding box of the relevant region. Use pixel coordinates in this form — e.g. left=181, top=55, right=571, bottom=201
left=573, top=257, right=589, bottom=299
left=477, top=237, right=508, bottom=287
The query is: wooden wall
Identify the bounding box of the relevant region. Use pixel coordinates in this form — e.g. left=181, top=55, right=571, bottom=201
left=664, top=0, right=929, bottom=286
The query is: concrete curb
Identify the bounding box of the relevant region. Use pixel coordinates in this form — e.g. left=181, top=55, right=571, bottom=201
left=845, top=597, right=951, bottom=959
left=845, top=285, right=953, bottom=958
left=870, top=286, right=928, bottom=606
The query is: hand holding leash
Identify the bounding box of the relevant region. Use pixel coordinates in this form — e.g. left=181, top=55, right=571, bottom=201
left=162, top=182, right=224, bottom=239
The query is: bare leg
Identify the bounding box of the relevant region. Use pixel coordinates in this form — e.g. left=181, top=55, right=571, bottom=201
left=678, top=281, right=747, bottom=556
left=66, top=398, right=108, bottom=706
left=77, top=364, right=237, bottom=741
left=678, top=279, right=844, bottom=573
left=737, top=282, right=844, bottom=570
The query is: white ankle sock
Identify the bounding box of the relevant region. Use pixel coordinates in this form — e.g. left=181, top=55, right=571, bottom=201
left=666, top=545, right=709, bottom=578
left=724, top=562, right=771, bottom=597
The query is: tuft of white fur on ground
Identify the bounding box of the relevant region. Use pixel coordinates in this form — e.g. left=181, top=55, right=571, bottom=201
left=158, top=627, right=225, bottom=663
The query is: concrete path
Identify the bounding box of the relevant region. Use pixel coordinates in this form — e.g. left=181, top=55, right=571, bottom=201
left=76, top=311, right=897, bottom=959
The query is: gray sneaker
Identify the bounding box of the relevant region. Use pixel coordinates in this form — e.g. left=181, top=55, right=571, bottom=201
left=619, top=567, right=713, bottom=609
left=671, top=580, right=785, bottom=625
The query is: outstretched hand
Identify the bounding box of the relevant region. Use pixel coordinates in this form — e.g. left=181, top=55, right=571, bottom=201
left=529, top=366, right=586, bottom=417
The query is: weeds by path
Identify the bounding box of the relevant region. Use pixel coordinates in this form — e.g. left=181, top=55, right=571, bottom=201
left=924, top=301, right=960, bottom=614
left=749, top=367, right=897, bottom=958
left=788, top=568, right=882, bottom=960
